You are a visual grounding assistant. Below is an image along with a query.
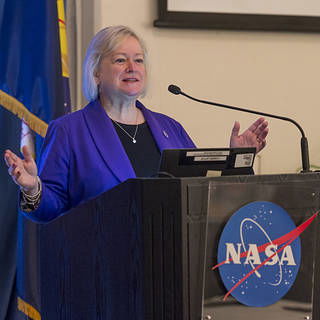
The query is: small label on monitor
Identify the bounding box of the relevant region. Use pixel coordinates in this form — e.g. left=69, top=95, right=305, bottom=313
left=194, top=156, right=227, bottom=162
left=187, top=151, right=230, bottom=157
left=235, top=153, right=254, bottom=168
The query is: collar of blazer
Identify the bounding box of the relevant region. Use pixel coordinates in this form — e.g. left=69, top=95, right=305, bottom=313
left=82, top=99, right=173, bottom=182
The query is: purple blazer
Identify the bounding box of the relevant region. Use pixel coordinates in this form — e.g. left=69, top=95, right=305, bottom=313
left=24, top=99, right=195, bottom=222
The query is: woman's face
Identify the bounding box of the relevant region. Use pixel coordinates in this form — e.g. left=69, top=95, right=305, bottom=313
left=96, top=36, right=146, bottom=100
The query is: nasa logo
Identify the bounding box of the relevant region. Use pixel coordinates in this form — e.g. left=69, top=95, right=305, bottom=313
left=217, top=201, right=301, bottom=307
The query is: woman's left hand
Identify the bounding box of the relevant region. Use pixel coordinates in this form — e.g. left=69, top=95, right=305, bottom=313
left=229, top=117, right=269, bottom=153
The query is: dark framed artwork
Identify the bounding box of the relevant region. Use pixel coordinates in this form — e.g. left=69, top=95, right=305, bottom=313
left=154, top=0, right=320, bottom=32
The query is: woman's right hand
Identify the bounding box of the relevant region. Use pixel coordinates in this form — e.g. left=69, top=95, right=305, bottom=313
left=4, top=145, right=39, bottom=194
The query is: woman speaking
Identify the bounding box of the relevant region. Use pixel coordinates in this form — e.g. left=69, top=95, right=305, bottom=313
left=4, top=26, right=268, bottom=222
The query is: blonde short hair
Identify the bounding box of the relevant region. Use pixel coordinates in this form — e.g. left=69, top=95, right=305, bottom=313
left=83, top=25, right=147, bottom=102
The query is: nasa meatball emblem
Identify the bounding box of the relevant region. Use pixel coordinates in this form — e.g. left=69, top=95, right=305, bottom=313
left=217, top=201, right=301, bottom=307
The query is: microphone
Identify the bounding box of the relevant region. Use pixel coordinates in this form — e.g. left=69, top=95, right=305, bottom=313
left=168, top=84, right=310, bottom=173
left=168, top=84, right=181, bottom=95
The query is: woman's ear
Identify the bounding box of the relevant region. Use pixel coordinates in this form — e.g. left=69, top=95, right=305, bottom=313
left=94, top=70, right=100, bottom=85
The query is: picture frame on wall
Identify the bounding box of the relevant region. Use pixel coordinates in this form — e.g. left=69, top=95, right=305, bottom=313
left=154, top=0, right=320, bottom=32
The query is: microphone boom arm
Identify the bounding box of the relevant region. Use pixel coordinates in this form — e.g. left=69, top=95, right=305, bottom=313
left=181, top=91, right=306, bottom=138
left=169, top=85, right=310, bottom=172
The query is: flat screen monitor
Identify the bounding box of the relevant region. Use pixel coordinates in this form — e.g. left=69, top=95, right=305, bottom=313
left=158, top=147, right=256, bottom=177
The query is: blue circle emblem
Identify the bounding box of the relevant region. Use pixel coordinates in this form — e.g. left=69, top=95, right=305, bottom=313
left=217, top=201, right=301, bottom=307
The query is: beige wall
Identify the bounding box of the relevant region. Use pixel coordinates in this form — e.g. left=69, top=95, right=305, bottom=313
left=94, top=0, right=320, bottom=174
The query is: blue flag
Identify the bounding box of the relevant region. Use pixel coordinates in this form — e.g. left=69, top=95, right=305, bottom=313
left=0, top=0, right=69, bottom=318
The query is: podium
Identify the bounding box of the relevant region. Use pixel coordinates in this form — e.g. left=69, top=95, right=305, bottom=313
left=17, top=173, right=320, bottom=320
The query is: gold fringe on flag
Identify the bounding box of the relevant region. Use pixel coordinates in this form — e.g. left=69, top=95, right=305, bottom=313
left=17, top=297, right=41, bottom=320
left=0, top=89, right=48, bottom=137
left=57, top=0, right=70, bottom=78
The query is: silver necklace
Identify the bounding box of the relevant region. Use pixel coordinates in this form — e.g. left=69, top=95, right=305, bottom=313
left=112, top=109, right=139, bottom=143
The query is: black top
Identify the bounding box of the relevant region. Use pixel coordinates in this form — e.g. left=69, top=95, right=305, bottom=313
left=112, top=121, right=161, bottom=177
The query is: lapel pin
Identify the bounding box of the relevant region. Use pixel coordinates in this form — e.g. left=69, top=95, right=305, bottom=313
left=163, top=130, right=169, bottom=138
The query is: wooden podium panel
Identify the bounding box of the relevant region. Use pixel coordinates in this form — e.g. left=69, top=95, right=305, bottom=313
left=17, top=178, right=209, bottom=320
